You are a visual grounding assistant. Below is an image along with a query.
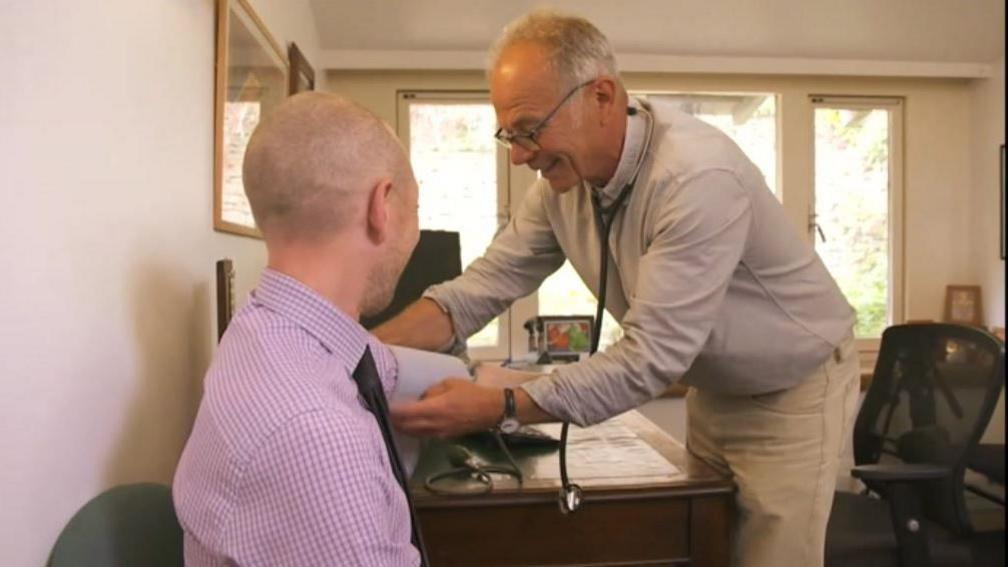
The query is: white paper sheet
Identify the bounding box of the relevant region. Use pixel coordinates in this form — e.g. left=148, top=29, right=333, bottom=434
left=529, top=419, right=681, bottom=485
left=388, top=346, right=471, bottom=476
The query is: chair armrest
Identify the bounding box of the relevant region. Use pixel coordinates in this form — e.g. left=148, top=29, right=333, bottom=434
left=851, top=463, right=950, bottom=482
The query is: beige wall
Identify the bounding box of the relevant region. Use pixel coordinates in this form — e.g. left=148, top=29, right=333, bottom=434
left=0, top=1, right=320, bottom=565
left=969, top=58, right=1005, bottom=443
left=329, top=69, right=981, bottom=323
left=969, top=59, right=1005, bottom=328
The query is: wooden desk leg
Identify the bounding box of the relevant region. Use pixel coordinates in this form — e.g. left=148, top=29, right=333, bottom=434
left=690, top=495, right=732, bottom=567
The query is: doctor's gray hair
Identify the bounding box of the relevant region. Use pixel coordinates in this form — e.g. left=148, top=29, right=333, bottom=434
left=488, top=9, right=620, bottom=90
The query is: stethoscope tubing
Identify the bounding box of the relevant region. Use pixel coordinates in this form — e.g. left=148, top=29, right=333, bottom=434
left=557, top=104, right=655, bottom=513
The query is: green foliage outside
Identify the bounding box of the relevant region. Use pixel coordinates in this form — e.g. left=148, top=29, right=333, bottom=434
left=815, top=108, right=891, bottom=338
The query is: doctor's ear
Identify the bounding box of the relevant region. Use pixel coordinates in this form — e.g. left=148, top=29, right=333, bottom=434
left=590, top=77, right=618, bottom=120
left=365, top=178, right=394, bottom=244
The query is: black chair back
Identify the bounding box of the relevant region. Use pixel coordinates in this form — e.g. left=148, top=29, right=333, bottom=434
left=361, top=230, right=462, bottom=329
left=854, top=323, right=1005, bottom=535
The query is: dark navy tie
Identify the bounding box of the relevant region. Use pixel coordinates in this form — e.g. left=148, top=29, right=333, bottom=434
left=352, top=345, right=429, bottom=566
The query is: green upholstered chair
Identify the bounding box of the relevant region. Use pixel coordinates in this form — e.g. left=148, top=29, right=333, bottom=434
left=49, top=482, right=183, bottom=567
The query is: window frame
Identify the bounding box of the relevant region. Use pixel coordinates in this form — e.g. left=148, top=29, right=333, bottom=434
left=810, top=95, right=906, bottom=360
left=396, top=90, right=539, bottom=361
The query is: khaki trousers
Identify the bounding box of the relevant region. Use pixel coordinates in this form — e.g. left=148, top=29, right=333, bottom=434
left=686, top=336, right=859, bottom=567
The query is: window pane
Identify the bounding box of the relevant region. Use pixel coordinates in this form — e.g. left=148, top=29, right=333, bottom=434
left=408, top=103, right=500, bottom=348
left=814, top=108, right=891, bottom=338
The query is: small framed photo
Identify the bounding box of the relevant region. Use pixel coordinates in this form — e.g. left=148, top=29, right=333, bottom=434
left=944, top=285, right=984, bottom=327
left=542, top=317, right=593, bottom=355
left=526, top=315, right=593, bottom=363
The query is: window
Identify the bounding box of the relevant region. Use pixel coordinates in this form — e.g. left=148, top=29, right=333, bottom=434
left=397, top=93, right=514, bottom=359
left=399, top=90, right=913, bottom=361
left=811, top=97, right=904, bottom=340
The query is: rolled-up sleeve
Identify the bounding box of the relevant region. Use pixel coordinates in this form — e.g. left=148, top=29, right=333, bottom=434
left=522, top=169, right=753, bottom=426
left=425, top=181, right=566, bottom=347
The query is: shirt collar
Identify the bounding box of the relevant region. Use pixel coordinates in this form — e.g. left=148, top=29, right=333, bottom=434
left=590, top=97, right=648, bottom=208
left=250, top=268, right=369, bottom=374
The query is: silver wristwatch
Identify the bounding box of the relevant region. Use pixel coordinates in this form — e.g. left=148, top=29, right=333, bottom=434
left=497, top=388, right=520, bottom=434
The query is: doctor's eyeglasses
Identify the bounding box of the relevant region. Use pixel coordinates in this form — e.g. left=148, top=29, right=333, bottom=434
left=493, top=79, right=595, bottom=152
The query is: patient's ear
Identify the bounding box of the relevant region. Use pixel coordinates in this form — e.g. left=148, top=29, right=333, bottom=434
left=365, top=178, right=394, bottom=244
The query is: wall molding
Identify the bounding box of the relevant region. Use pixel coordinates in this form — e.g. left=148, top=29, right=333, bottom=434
left=319, top=49, right=994, bottom=79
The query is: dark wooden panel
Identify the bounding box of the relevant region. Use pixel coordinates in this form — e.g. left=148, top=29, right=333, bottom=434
left=411, top=411, right=736, bottom=566
left=419, top=497, right=690, bottom=566
left=690, top=495, right=734, bottom=567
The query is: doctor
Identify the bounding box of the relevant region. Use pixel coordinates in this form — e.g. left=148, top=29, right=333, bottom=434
left=381, top=10, right=859, bottom=567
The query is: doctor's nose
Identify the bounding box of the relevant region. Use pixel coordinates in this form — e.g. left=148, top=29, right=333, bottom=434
left=509, top=144, right=535, bottom=166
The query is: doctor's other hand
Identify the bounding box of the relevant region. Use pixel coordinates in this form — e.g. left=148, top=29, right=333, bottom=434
left=390, top=378, right=502, bottom=438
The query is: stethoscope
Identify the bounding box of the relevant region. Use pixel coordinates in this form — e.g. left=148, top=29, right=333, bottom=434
left=558, top=103, right=655, bottom=514
left=424, top=431, right=524, bottom=495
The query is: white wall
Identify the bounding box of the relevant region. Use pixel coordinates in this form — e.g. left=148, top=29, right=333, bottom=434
left=0, top=1, right=321, bottom=565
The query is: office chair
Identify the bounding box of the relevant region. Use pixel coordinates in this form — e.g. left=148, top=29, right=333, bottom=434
left=826, top=323, right=1005, bottom=567
left=361, top=229, right=462, bottom=329
left=49, top=482, right=183, bottom=567
left=967, top=443, right=1005, bottom=503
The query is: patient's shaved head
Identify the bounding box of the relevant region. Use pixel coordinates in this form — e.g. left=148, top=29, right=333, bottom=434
left=243, top=92, right=410, bottom=240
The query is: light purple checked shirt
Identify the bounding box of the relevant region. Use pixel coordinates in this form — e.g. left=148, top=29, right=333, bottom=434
left=173, top=269, right=420, bottom=566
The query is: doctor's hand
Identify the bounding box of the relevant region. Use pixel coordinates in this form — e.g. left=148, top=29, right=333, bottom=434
left=390, top=379, right=502, bottom=438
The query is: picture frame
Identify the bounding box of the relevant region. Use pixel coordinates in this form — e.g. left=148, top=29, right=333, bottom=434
left=943, top=285, right=984, bottom=327
left=541, top=317, right=593, bottom=356
left=1000, top=144, right=1005, bottom=260
left=523, top=315, right=593, bottom=363
left=288, top=42, right=315, bottom=95
left=213, top=0, right=288, bottom=238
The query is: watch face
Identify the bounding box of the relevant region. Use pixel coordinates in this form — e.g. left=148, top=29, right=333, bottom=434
left=499, top=417, right=520, bottom=434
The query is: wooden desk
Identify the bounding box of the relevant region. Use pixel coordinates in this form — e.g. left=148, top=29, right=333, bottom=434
left=409, top=411, right=735, bottom=566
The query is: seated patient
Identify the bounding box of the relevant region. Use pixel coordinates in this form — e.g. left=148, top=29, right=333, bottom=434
left=173, top=92, right=424, bottom=566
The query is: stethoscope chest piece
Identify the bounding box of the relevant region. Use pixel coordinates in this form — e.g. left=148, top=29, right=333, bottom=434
left=558, top=483, right=583, bottom=514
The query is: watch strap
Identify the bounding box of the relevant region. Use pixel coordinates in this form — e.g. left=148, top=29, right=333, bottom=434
left=503, top=388, right=516, bottom=419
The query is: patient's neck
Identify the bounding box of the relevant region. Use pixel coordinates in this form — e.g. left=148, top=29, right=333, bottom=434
left=267, top=242, right=366, bottom=320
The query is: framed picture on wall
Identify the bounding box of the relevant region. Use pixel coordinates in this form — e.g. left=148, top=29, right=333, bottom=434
left=213, top=0, right=288, bottom=238
left=288, top=42, right=315, bottom=95
left=944, top=285, right=984, bottom=327
left=1000, top=143, right=1005, bottom=260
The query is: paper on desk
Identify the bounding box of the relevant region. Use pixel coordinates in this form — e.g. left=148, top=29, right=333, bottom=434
left=530, top=419, right=681, bottom=485
left=388, top=345, right=471, bottom=476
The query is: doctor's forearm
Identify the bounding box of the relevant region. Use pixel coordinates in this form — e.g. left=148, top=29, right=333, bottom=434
left=514, top=388, right=556, bottom=424
left=372, top=298, right=455, bottom=351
